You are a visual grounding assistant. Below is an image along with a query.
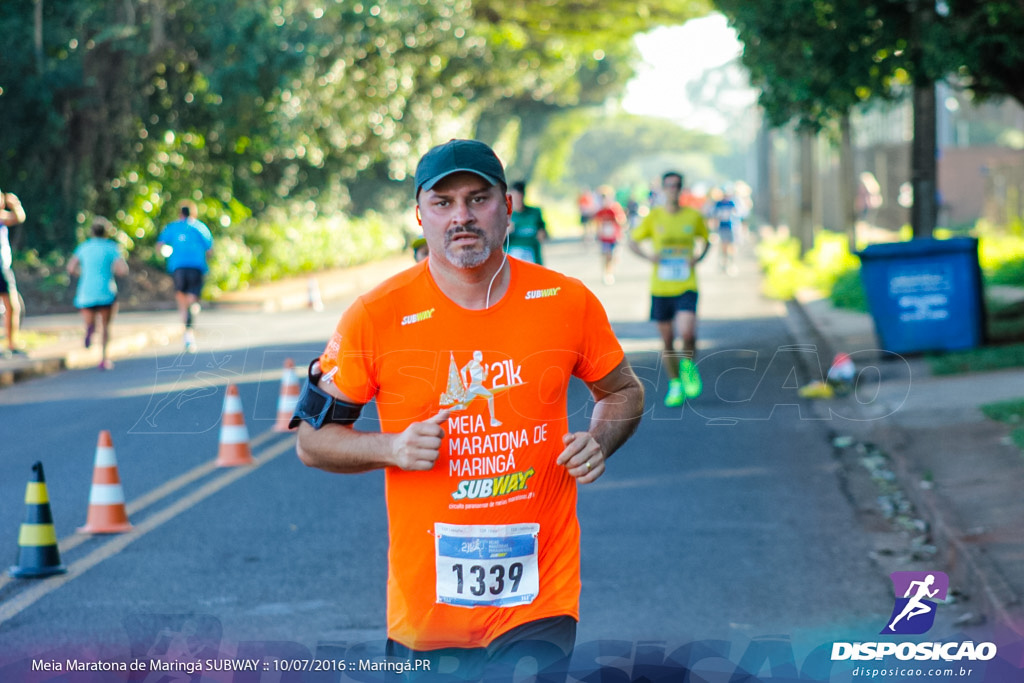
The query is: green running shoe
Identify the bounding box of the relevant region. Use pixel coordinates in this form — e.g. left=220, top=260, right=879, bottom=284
left=680, top=358, right=703, bottom=398
left=664, top=378, right=685, bottom=407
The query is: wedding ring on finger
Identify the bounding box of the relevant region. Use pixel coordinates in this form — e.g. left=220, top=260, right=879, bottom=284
left=584, top=460, right=592, bottom=472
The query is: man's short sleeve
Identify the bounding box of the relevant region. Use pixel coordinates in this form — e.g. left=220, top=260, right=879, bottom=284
left=693, top=210, right=710, bottom=240
left=318, top=298, right=379, bottom=404
left=199, top=223, right=214, bottom=249
left=573, top=287, right=624, bottom=383
left=631, top=212, right=653, bottom=242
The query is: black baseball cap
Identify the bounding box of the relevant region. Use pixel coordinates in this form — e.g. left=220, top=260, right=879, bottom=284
left=414, top=139, right=506, bottom=197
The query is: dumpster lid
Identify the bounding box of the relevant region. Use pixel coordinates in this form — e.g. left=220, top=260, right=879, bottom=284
left=858, top=237, right=978, bottom=260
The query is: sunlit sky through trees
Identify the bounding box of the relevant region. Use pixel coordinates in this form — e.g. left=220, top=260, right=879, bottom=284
left=623, top=13, right=757, bottom=135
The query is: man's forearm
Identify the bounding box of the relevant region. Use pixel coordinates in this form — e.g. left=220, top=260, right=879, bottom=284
left=296, top=423, right=396, bottom=474
left=588, top=384, right=644, bottom=459
left=626, top=240, right=648, bottom=261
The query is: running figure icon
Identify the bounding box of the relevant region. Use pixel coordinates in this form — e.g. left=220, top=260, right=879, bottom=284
left=882, top=571, right=950, bottom=635
left=459, top=350, right=502, bottom=427
left=888, top=574, right=939, bottom=631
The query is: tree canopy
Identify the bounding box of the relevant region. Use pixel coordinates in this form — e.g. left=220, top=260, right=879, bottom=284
left=716, top=0, right=1024, bottom=132
left=715, top=0, right=1024, bottom=238
left=0, top=0, right=709, bottom=254
left=567, top=115, right=725, bottom=190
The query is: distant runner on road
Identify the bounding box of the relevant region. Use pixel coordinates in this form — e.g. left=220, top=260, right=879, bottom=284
left=157, top=200, right=213, bottom=353
left=66, top=217, right=129, bottom=370
left=507, top=180, right=548, bottom=265
left=629, top=171, right=710, bottom=407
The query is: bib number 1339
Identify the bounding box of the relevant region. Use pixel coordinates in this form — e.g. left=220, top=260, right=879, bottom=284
left=435, top=522, right=540, bottom=608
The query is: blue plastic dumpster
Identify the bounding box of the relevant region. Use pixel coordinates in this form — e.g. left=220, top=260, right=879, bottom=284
left=857, top=237, right=985, bottom=354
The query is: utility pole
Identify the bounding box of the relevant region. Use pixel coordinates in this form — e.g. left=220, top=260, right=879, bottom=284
left=910, top=0, right=938, bottom=238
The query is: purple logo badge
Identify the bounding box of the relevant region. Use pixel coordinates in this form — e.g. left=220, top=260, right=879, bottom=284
left=881, top=571, right=949, bottom=635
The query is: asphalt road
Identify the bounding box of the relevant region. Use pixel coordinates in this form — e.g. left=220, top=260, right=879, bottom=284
left=0, top=236, right=898, bottom=679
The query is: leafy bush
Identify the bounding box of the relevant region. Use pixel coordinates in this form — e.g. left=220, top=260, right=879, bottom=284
left=203, top=209, right=408, bottom=297
left=756, top=234, right=807, bottom=300
left=15, top=208, right=410, bottom=307
left=829, top=268, right=868, bottom=311
left=980, top=397, right=1024, bottom=451
left=931, top=343, right=1024, bottom=375
left=756, top=230, right=859, bottom=303
left=979, top=232, right=1024, bottom=287
left=758, top=227, right=1024, bottom=314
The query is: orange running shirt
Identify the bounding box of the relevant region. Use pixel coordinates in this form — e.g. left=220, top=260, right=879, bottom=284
left=318, top=258, right=624, bottom=650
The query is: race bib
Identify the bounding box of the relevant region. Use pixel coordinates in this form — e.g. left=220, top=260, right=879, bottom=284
left=508, top=245, right=537, bottom=263
left=657, top=257, right=691, bottom=282
left=435, top=522, right=540, bottom=608
left=600, top=221, right=617, bottom=240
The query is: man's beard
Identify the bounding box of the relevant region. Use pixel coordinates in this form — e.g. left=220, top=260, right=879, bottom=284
left=443, top=225, right=501, bottom=268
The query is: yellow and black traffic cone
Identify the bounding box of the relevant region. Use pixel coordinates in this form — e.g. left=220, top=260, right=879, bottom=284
left=9, top=461, right=67, bottom=578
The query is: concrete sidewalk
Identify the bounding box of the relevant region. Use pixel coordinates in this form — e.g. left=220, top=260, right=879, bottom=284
left=791, top=288, right=1024, bottom=636
left=0, top=254, right=413, bottom=386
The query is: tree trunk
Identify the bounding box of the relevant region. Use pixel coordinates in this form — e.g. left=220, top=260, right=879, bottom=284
left=909, top=0, right=937, bottom=239
left=149, top=0, right=167, bottom=53
left=756, top=114, right=774, bottom=229
left=33, top=0, right=44, bottom=74
left=506, top=105, right=555, bottom=183
left=473, top=108, right=507, bottom=150
left=911, top=82, right=938, bottom=238
left=839, top=114, right=857, bottom=252
left=798, top=128, right=816, bottom=255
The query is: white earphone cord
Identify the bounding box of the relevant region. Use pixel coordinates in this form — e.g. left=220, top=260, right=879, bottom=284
left=485, top=231, right=511, bottom=309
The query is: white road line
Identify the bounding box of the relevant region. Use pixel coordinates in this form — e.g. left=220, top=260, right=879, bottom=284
left=0, top=434, right=295, bottom=625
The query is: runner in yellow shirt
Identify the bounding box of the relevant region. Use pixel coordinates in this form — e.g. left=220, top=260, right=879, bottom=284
left=628, top=171, right=710, bottom=407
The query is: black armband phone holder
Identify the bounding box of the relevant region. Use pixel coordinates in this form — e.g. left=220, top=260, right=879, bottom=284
left=289, top=360, right=364, bottom=429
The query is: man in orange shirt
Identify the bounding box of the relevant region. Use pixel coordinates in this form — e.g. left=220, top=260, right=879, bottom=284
left=295, top=139, right=644, bottom=680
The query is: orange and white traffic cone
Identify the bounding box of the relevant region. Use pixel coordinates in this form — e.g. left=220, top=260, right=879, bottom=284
left=216, top=384, right=253, bottom=467
left=273, top=359, right=300, bottom=432
left=78, top=430, right=133, bottom=534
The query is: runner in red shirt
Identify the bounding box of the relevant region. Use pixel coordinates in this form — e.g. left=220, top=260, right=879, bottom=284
left=591, top=187, right=627, bottom=285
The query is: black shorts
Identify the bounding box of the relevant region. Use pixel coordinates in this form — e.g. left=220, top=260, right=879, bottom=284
left=385, top=615, right=576, bottom=681
left=650, top=291, right=698, bottom=322
left=0, top=267, right=15, bottom=295
left=172, top=268, right=205, bottom=296
left=80, top=299, right=117, bottom=313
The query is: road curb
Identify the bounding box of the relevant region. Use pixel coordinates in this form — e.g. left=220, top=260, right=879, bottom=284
left=0, top=356, right=66, bottom=387
left=63, top=324, right=183, bottom=369
left=876, top=422, right=1023, bottom=635
left=787, top=296, right=1024, bottom=636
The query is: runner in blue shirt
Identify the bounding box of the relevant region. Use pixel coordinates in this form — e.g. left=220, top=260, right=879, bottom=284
left=709, top=188, right=741, bottom=275
left=67, top=217, right=129, bottom=369
left=157, top=200, right=213, bottom=352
